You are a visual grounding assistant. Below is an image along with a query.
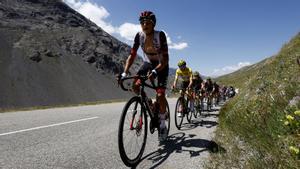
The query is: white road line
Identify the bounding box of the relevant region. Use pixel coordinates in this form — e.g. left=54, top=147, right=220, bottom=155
left=0, top=116, right=99, bottom=137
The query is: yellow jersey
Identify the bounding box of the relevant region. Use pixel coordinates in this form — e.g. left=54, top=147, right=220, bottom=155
left=175, top=67, right=192, bottom=82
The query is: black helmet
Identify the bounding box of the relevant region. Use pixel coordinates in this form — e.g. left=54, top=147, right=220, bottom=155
left=193, top=71, right=200, bottom=79
left=139, top=11, right=156, bottom=26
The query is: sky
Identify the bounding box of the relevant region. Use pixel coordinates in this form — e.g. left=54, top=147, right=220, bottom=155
left=63, top=0, right=300, bottom=77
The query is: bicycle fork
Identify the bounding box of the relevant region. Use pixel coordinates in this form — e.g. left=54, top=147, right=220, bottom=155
left=129, top=102, right=143, bottom=131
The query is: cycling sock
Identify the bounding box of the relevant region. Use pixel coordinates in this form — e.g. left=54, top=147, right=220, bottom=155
left=159, top=113, right=166, bottom=128
left=190, top=100, right=194, bottom=111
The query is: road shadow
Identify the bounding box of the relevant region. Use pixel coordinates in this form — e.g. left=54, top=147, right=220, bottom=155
left=193, top=119, right=218, bottom=128
left=135, top=132, right=226, bottom=169
left=201, top=112, right=219, bottom=118
left=176, top=113, right=219, bottom=131
left=177, top=122, right=197, bottom=131
left=204, top=107, right=220, bottom=112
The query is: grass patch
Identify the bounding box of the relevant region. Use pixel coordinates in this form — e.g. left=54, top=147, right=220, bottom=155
left=208, top=32, right=300, bottom=168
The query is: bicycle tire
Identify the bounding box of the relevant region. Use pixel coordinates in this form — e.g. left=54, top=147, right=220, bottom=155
left=174, top=97, right=184, bottom=130
left=186, top=98, right=192, bottom=123
left=165, top=102, right=171, bottom=136
left=193, top=99, right=199, bottom=118
left=200, top=99, right=203, bottom=116
left=118, top=96, right=148, bottom=167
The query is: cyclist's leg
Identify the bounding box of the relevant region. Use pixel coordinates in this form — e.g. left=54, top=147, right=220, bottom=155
left=190, top=86, right=200, bottom=112
left=157, top=65, right=169, bottom=141
left=208, top=91, right=213, bottom=109
left=179, top=81, right=189, bottom=115
left=189, top=89, right=195, bottom=112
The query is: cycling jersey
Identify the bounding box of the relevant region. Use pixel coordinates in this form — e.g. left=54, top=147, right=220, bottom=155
left=131, top=30, right=168, bottom=63
left=213, top=83, right=220, bottom=93
left=175, top=67, right=192, bottom=82
left=192, top=78, right=203, bottom=91
left=206, top=81, right=213, bottom=92
left=131, top=30, right=169, bottom=91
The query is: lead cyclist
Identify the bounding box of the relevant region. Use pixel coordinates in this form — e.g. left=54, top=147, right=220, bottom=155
left=121, top=11, right=169, bottom=142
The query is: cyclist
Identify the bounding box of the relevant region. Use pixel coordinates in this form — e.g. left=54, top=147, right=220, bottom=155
left=190, top=71, right=203, bottom=112
left=212, top=81, right=220, bottom=105
left=120, top=11, right=169, bottom=141
left=172, top=59, right=193, bottom=117
left=220, top=85, right=227, bottom=101
left=200, top=79, right=207, bottom=104
left=227, top=86, right=236, bottom=98
left=205, top=78, right=214, bottom=110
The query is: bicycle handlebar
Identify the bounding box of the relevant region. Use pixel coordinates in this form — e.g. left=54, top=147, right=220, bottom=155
left=117, top=75, right=156, bottom=92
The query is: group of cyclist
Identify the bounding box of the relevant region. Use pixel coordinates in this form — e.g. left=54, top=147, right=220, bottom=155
left=172, top=59, right=225, bottom=115
left=116, top=10, right=239, bottom=167
left=119, top=10, right=235, bottom=142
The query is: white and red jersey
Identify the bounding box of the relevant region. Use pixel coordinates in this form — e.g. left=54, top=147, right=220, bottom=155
left=131, top=30, right=168, bottom=64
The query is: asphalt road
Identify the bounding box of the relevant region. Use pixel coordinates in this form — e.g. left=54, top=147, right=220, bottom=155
left=0, top=98, right=220, bottom=169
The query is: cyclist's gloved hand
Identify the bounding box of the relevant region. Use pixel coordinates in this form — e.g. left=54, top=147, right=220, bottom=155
left=121, top=72, right=127, bottom=79
left=117, top=72, right=127, bottom=84
left=149, top=69, right=157, bottom=79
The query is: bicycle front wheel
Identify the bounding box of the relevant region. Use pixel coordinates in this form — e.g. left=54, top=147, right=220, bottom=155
left=118, top=96, right=148, bottom=167
left=174, top=97, right=184, bottom=130
left=165, top=102, right=171, bottom=136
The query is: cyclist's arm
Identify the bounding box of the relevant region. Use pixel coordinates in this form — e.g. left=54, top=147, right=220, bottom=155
left=188, top=70, right=193, bottom=88
left=124, top=33, right=140, bottom=74
left=212, top=85, right=215, bottom=92
left=173, top=73, right=178, bottom=88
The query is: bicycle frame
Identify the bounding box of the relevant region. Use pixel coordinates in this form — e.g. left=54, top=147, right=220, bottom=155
left=118, top=75, right=171, bottom=167
left=119, top=75, right=157, bottom=122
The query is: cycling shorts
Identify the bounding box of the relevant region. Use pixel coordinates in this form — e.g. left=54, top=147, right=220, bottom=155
left=137, top=61, right=169, bottom=90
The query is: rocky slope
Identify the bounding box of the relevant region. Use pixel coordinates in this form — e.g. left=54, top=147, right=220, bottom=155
left=0, top=0, right=143, bottom=109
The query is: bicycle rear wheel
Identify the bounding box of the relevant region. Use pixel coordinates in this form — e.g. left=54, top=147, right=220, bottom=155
left=194, top=99, right=200, bottom=118
left=174, top=97, right=184, bottom=130
left=118, top=96, right=148, bottom=167
left=207, top=97, right=211, bottom=112
left=186, top=98, right=192, bottom=123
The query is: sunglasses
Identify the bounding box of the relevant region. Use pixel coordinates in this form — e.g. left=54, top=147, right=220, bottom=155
left=140, top=19, right=153, bottom=25
left=179, top=65, right=186, bottom=69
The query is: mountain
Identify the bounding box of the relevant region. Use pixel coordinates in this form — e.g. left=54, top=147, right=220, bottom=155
left=209, top=33, right=300, bottom=168
left=0, top=0, right=144, bottom=110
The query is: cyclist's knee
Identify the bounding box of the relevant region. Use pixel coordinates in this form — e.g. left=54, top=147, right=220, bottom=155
left=132, top=79, right=141, bottom=94
left=180, top=89, right=185, bottom=96
left=156, top=88, right=165, bottom=96
left=157, top=94, right=166, bottom=102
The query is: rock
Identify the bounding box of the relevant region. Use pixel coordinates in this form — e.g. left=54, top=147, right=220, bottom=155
left=86, top=56, right=96, bottom=63
left=29, top=52, right=42, bottom=62
left=289, top=96, right=300, bottom=106
left=67, top=20, right=81, bottom=27
left=45, top=50, right=60, bottom=57
left=6, top=12, right=20, bottom=19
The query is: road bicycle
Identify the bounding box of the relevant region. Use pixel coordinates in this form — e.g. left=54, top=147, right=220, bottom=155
left=206, top=92, right=213, bottom=112
left=117, top=75, right=170, bottom=167
left=193, top=91, right=203, bottom=118
left=173, top=89, right=192, bottom=130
